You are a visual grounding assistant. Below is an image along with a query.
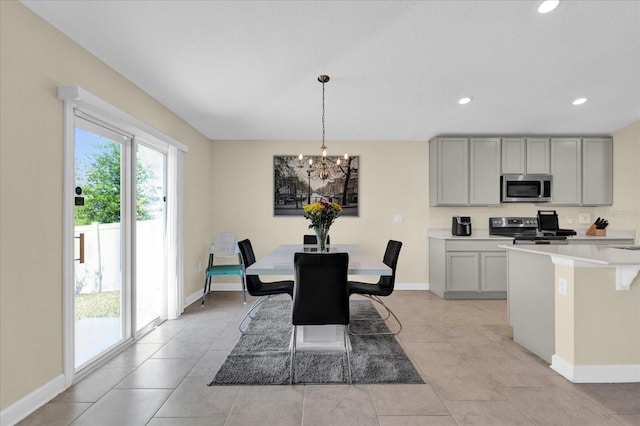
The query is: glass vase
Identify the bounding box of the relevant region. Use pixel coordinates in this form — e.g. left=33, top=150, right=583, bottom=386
left=315, top=226, right=329, bottom=252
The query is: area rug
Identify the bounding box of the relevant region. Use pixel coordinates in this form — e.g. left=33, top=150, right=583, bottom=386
left=209, top=299, right=423, bottom=385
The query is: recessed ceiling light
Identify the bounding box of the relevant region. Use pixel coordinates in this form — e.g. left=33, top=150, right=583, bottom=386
left=458, top=97, right=472, bottom=105
left=538, top=0, right=559, bottom=14
left=572, top=97, right=587, bottom=105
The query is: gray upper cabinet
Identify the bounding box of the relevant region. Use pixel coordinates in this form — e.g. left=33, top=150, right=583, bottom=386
left=430, top=135, right=612, bottom=207
left=550, top=137, right=612, bottom=206
left=430, top=137, right=469, bottom=206
left=526, top=138, right=551, bottom=174
left=470, top=138, right=501, bottom=205
left=551, top=138, right=582, bottom=205
left=582, top=138, right=613, bottom=205
left=501, top=138, right=526, bottom=174
left=501, top=138, right=550, bottom=174
left=430, top=137, right=500, bottom=206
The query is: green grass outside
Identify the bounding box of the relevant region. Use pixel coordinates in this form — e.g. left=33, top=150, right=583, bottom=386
left=75, top=290, right=120, bottom=320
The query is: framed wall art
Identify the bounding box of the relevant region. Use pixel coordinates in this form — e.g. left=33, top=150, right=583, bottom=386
left=273, top=155, right=359, bottom=217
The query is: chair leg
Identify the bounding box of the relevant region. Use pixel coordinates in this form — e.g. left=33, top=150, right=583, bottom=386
left=201, top=275, right=211, bottom=305
left=290, top=326, right=297, bottom=385
left=343, top=326, right=352, bottom=384
left=238, top=296, right=268, bottom=334
left=347, top=295, right=403, bottom=336
left=240, top=273, right=247, bottom=305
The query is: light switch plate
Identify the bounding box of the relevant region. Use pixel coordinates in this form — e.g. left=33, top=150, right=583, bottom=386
left=394, top=214, right=403, bottom=223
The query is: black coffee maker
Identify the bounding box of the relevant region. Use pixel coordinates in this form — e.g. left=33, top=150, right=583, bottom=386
left=452, top=216, right=472, bottom=236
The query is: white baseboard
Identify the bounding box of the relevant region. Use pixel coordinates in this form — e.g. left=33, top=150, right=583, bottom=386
left=185, top=283, right=246, bottom=307
left=551, top=355, right=640, bottom=383
left=1, top=374, right=66, bottom=426
left=395, top=282, right=429, bottom=291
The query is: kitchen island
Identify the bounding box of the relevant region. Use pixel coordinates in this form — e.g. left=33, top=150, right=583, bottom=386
left=502, top=243, right=640, bottom=383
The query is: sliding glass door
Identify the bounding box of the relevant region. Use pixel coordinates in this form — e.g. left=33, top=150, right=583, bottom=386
left=135, top=143, right=167, bottom=334
left=74, top=117, right=128, bottom=369
left=73, top=114, right=167, bottom=372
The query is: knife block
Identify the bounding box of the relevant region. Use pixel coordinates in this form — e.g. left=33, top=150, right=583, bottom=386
left=586, top=224, right=606, bottom=236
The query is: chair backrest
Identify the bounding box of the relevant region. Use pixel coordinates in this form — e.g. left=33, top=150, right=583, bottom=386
left=379, top=240, right=403, bottom=292
left=237, top=238, right=262, bottom=294
left=211, top=232, right=238, bottom=257
left=303, top=234, right=330, bottom=245
left=292, top=252, right=349, bottom=326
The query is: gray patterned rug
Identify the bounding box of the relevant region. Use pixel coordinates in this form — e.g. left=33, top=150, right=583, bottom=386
left=209, top=299, right=423, bottom=385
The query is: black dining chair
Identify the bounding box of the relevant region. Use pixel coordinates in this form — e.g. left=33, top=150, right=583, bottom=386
left=347, top=240, right=403, bottom=335
left=303, top=234, right=330, bottom=245
left=237, top=239, right=294, bottom=334
left=290, top=252, right=351, bottom=384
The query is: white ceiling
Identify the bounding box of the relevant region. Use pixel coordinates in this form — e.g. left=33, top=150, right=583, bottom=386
left=22, top=0, right=640, bottom=141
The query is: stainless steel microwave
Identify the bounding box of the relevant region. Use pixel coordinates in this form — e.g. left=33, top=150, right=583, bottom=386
left=501, top=174, right=552, bottom=203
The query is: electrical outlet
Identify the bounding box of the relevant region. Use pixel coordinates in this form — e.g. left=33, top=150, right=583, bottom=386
left=198, top=262, right=202, bottom=272
left=578, top=213, right=591, bottom=224
left=394, top=214, right=403, bottom=223
left=566, top=216, right=574, bottom=225
left=558, top=278, right=568, bottom=296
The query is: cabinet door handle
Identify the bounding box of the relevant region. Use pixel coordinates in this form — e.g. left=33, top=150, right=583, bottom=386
left=75, top=233, right=85, bottom=264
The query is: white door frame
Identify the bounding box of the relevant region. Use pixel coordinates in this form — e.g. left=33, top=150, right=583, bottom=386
left=59, top=86, right=188, bottom=386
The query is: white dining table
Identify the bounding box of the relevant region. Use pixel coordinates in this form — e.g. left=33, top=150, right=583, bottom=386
left=245, top=244, right=391, bottom=352
left=245, top=244, right=392, bottom=276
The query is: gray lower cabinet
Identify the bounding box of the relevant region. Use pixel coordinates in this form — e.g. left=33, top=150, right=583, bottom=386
left=429, top=238, right=507, bottom=299
left=481, top=252, right=508, bottom=291
left=446, top=252, right=479, bottom=291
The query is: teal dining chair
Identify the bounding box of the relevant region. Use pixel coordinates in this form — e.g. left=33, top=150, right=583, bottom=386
left=201, top=232, right=246, bottom=305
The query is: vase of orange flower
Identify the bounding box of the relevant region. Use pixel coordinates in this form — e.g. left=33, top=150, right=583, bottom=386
left=302, top=199, right=342, bottom=252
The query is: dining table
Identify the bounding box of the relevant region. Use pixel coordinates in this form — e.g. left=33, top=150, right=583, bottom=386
left=245, top=244, right=392, bottom=352
left=245, top=244, right=392, bottom=276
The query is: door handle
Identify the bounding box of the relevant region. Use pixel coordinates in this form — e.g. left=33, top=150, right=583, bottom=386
left=75, top=233, right=85, bottom=264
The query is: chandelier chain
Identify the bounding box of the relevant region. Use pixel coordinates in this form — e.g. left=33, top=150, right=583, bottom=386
left=321, top=79, right=326, bottom=149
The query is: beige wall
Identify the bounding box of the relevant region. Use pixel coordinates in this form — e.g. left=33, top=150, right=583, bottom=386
left=606, top=121, right=640, bottom=241
left=573, top=268, right=640, bottom=365
left=555, top=265, right=640, bottom=366
left=208, top=139, right=430, bottom=284
left=555, top=265, right=576, bottom=363
left=0, top=1, right=212, bottom=410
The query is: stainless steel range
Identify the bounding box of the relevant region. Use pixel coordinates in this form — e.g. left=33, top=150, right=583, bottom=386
left=489, top=217, right=568, bottom=245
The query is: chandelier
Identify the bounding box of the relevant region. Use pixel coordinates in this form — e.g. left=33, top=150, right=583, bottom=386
left=298, top=75, right=348, bottom=182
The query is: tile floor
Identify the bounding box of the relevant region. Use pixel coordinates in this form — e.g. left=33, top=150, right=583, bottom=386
left=19, top=291, right=640, bottom=425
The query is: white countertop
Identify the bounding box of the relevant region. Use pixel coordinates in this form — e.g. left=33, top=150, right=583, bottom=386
left=499, top=243, right=640, bottom=291
left=428, top=228, right=635, bottom=242
left=499, top=244, right=640, bottom=266
left=427, top=229, right=511, bottom=240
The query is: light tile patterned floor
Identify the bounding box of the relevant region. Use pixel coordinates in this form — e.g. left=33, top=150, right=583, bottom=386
left=19, top=291, right=640, bottom=425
